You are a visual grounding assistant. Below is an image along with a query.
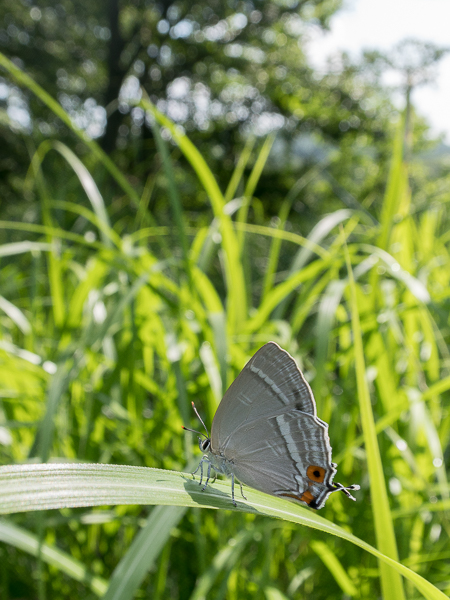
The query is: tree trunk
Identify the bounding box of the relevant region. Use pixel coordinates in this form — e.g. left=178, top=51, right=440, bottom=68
left=100, top=0, right=127, bottom=153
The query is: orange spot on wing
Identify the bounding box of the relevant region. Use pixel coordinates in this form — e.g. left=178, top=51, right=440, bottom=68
left=300, top=490, right=315, bottom=504
left=307, top=465, right=326, bottom=483
left=281, top=493, right=301, bottom=501
left=280, top=491, right=316, bottom=505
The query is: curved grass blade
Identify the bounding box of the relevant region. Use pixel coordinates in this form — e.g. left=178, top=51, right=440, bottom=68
left=261, top=162, right=328, bottom=302
left=361, top=244, right=430, bottom=303
left=51, top=141, right=114, bottom=248
left=0, top=518, right=107, bottom=596
left=310, top=540, right=358, bottom=597
left=289, top=209, right=352, bottom=274
left=102, top=505, right=187, bottom=600
left=0, top=295, right=31, bottom=335
left=0, top=463, right=446, bottom=600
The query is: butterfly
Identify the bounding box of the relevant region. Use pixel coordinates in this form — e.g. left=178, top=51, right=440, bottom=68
left=184, top=342, right=359, bottom=508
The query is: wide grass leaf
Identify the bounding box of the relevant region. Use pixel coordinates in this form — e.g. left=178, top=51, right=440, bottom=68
left=0, top=463, right=446, bottom=600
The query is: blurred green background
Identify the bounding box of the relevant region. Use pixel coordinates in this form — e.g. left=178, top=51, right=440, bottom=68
left=0, top=0, right=449, bottom=598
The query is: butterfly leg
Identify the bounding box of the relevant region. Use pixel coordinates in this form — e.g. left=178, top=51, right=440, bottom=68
left=239, top=482, right=247, bottom=501
left=230, top=473, right=237, bottom=507
left=201, top=460, right=213, bottom=491
left=191, top=460, right=201, bottom=479
left=192, top=456, right=207, bottom=486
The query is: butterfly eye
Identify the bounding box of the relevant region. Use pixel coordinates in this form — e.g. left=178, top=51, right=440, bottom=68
left=307, top=465, right=326, bottom=483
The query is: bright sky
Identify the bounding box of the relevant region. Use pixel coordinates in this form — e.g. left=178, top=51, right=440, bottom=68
left=306, top=0, right=450, bottom=142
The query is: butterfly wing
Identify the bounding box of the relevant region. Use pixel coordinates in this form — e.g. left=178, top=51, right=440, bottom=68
left=224, top=409, right=337, bottom=509
left=211, top=342, right=316, bottom=449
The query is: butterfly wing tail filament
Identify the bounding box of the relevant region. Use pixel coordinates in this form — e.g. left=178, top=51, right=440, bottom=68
left=331, top=482, right=361, bottom=502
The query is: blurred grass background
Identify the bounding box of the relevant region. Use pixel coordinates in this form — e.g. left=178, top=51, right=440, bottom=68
left=1, top=1, right=450, bottom=598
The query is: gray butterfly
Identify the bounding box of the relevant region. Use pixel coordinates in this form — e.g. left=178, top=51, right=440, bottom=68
left=184, top=342, right=359, bottom=509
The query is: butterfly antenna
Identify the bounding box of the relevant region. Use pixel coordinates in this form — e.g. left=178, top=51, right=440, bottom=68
left=181, top=425, right=208, bottom=438
left=191, top=401, right=210, bottom=437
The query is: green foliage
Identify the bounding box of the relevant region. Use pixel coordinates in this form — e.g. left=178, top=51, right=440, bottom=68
left=1, top=13, right=450, bottom=599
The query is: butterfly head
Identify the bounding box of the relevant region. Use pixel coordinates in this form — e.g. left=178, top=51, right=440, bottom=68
left=199, top=437, right=211, bottom=453
left=182, top=401, right=212, bottom=454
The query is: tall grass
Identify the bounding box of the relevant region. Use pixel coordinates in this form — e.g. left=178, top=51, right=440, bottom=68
left=0, top=52, right=449, bottom=599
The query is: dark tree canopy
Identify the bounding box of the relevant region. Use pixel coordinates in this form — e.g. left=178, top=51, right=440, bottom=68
left=0, top=0, right=441, bottom=227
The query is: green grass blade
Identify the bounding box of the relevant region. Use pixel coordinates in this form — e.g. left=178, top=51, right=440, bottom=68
left=289, top=209, right=352, bottom=274
left=378, top=116, right=405, bottom=250
left=360, top=244, right=430, bottom=303
left=51, top=141, right=113, bottom=248
left=310, top=540, right=358, bottom=597
left=264, top=587, right=290, bottom=600
left=314, top=278, right=345, bottom=412
left=31, top=163, right=66, bottom=328
left=102, top=459, right=201, bottom=600
left=0, top=295, right=32, bottom=335
left=224, top=136, right=256, bottom=203
left=66, top=258, right=109, bottom=328
left=26, top=139, right=121, bottom=248
left=259, top=160, right=327, bottom=302
left=190, top=530, right=253, bottom=600
left=191, top=266, right=228, bottom=390
left=244, top=257, right=331, bottom=334
left=345, top=247, right=406, bottom=600
left=261, top=203, right=291, bottom=302
left=271, top=209, right=352, bottom=319
left=0, top=464, right=445, bottom=600
left=51, top=200, right=122, bottom=248
left=140, top=96, right=247, bottom=333
left=31, top=361, right=77, bottom=462
left=0, top=241, right=52, bottom=257
left=0, top=220, right=106, bottom=250
left=234, top=222, right=328, bottom=259
left=236, top=134, right=275, bottom=250
left=264, top=162, right=331, bottom=290
left=0, top=518, right=107, bottom=596
left=102, top=505, right=187, bottom=600
left=150, top=119, right=192, bottom=286
left=423, top=375, right=450, bottom=399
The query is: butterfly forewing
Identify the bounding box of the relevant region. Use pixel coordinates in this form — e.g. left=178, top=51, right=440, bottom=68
left=211, top=342, right=316, bottom=449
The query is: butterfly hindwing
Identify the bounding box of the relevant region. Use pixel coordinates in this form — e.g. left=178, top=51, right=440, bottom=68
left=224, top=409, right=337, bottom=508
